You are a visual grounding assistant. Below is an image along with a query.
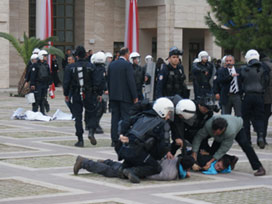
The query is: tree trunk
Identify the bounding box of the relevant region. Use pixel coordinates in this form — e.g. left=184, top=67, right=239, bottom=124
left=17, top=67, right=30, bottom=97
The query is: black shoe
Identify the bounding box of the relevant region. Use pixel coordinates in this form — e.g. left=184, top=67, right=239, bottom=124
left=254, top=166, right=266, bottom=176
left=230, top=156, right=239, bottom=170
left=88, top=129, right=97, bottom=145
left=74, top=141, right=84, bottom=147
left=44, top=101, right=50, bottom=113
left=73, top=156, right=85, bottom=175
left=123, top=169, right=140, bottom=183
left=95, top=126, right=104, bottom=134
left=257, top=137, right=265, bottom=149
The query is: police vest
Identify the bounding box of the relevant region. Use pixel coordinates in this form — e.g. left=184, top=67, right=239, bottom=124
left=38, top=63, right=49, bottom=82
left=242, top=63, right=267, bottom=94
left=163, top=65, right=186, bottom=97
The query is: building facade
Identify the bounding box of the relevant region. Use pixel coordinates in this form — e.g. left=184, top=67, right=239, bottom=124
left=0, top=0, right=229, bottom=88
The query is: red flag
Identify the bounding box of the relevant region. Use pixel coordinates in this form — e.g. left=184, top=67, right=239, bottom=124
left=125, top=0, right=139, bottom=53
left=36, top=0, right=55, bottom=98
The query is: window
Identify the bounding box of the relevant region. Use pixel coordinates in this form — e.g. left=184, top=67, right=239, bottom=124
left=28, top=0, right=75, bottom=52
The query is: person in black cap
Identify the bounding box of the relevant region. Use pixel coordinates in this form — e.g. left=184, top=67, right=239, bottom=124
left=63, top=45, right=102, bottom=147
left=155, top=46, right=189, bottom=99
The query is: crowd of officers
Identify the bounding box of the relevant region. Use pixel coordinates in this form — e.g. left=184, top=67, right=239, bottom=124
left=25, top=45, right=270, bottom=183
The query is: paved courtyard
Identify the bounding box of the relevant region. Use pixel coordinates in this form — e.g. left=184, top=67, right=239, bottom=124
left=0, top=88, right=272, bottom=204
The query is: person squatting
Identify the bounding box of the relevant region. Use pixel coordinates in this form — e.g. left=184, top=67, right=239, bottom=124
left=69, top=46, right=268, bottom=183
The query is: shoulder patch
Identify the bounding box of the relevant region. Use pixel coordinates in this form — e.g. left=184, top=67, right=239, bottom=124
left=214, top=75, right=217, bottom=80
left=32, top=67, right=35, bottom=71
left=159, top=75, right=163, bottom=80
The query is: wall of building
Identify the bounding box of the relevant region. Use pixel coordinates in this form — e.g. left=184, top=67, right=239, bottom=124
left=83, top=0, right=126, bottom=54
left=9, top=0, right=29, bottom=87
left=0, top=0, right=9, bottom=88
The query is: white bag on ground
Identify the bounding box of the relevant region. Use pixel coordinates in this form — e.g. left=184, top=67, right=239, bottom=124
left=52, top=109, right=72, bottom=120
left=25, top=93, right=35, bottom=104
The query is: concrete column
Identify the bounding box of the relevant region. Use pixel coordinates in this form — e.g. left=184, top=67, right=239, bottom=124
left=0, top=0, right=9, bottom=88
left=204, top=30, right=222, bottom=60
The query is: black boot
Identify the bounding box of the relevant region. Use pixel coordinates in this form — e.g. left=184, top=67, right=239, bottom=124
left=74, top=141, right=84, bottom=147
left=122, top=168, right=140, bottom=183
left=95, top=125, right=104, bottom=134
left=88, top=129, right=97, bottom=145
left=257, top=132, right=265, bottom=149
left=73, top=156, right=86, bottom=175
left=44, top=100, right=50, bottom=113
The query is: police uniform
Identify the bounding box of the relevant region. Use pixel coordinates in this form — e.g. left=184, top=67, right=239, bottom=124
left=30, top=60, right=52, bottom=115
left=155, top=63, right=188, bottom=99
left=92, top=63, right=107, bottom=134
left=63, top=52, right=99, bottom=146
left=51, top=58, right=60, bottom=86
left=241, top=59, right=270, bottom=147
left=192, top=61, right=214, bottom=99
left=132, top=63, right=145, bottom=100
left=115, top=109, right=171, bottom=180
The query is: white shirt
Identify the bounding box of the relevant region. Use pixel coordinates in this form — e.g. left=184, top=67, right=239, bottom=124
left=228, top=66, right=239, bottom=93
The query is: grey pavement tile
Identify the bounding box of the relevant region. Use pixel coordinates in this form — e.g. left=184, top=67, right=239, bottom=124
left=75, top=172, right=212, bottom=187
left=0, top=125, right=15, bottom=129
left=181, top=187, right=272, bottom=204
left=234, top=160, right=272, bottom=175
left=0, top=131, right=70, bottom=138
left=231, top=144, right=272, bottom=153
left=0, top=155, right=76, bottom=168
left=0, top=144, right=37, bottom=153
left=45, top=139, right=112, bottom=148
left=0, top=178, right=65, bottom=199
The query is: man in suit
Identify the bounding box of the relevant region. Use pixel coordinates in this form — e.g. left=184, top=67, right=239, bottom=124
left=108, top=47, right=138, bottom=146
left=217, top=55, right=242, bottom=116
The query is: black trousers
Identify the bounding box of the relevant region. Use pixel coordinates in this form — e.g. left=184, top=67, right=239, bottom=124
left=110, top=100, right=133, bottom=143
left=242, top=93, right=265, bottom=142
left=209, top=128, right=262, bottom=170
left=32, top=84, right=48, bottom=115
left=71, top=93, right=98, bottom=141
left=119, top=144, right=162, bottom=178
left=96, top=99, right=107, bottom=127
left=82, top=159, right=122, bottom=178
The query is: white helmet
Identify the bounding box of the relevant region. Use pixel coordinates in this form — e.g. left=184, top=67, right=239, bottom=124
left=221, top=55, right=227, bottom=67
left=31, top=54, right=38, bottom=60
left=38, top=50, right=48, bottom=60
left=198, top=51, right=209, bottom=61
left=245, top=49, right=260, bottom=64
left=129, top=52, right=140, bottom=64
left=145, top=55, right=153, bottom=63
left=90, top=53, right=96, bottom=63
left=105, top=52, right=113, bottom=59
left=93, top=51, right=106, bottom=64
left=175, top=99, right=196, bottom=120
left=193, top=58, right=200, bottom=63
left=153, top=97, right=174, bottom=119
left=32, top=48, right=40, bottom=54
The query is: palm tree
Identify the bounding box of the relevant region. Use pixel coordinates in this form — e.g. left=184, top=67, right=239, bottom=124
left=0, top=32, right=64, bottom=96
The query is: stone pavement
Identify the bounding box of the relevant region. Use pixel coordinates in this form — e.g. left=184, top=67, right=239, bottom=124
left=0, top=88, right=272, bottom=204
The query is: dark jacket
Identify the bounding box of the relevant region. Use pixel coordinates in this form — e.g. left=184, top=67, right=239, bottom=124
left=63, top=59, right=96, bottom=97
left=241, top=60, right=270, bottom=94
left=108, top=58, right=137, bottom=103
left=262, top=57, right=272, bottom=104
left=217, top=67, right=242, bottom=105
left=30, top=60, right=52, bottom=87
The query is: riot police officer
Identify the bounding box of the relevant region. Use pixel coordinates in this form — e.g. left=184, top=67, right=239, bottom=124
left=30, top=50, right=52, bottom=115
left=129, top=52, right=146, bottom=100
left=192, top=51, right=215, bottom=99
left=241, top=49, right=270, bottom=149
left=155, top=46, right=189, bottom=99
left=90, top=51, right=107, bottom=134
left=63, top=46, right=101, bottom=147
left=116, top=97, right=174, bottom=183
